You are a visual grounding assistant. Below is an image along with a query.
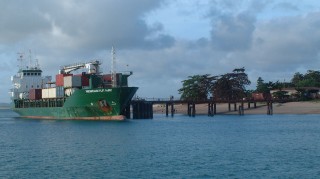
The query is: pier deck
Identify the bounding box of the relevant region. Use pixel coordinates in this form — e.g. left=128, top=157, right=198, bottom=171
left=128, top=98, right=294, bottom=119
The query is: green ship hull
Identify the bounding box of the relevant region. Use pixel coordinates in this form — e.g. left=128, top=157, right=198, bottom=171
left=13, top=87, right=138, bottom=120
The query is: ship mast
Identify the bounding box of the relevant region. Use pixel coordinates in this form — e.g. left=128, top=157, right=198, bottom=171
left=111, top=46, right=117, bottom=87
left=17, top=52, right=24, bottom=70
left=28, top=50, right=33, bottom=69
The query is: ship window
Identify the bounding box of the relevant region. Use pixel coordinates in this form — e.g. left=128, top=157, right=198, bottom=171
left=38, top=73, right=41, bottom=76
left=24, top=73, right=26, bottom=76
left=31, top=73, right=34, bottom=76
left=27, top=73, right=30, bottom=76
left=26, top=85, right=28, bottom=89
left=37, top=85, right=39, bottom=88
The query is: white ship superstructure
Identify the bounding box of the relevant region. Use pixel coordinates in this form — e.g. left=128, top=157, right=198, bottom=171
left=10, top=54, right=51, bottom=100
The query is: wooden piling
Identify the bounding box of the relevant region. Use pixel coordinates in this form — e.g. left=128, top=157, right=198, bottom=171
left=267, top=102, right=273, bottom=115
left=171, top=103, right=175, bottom=117
left=166, top=103, right=169, bottom=117
left=192, top=103, right=196, bottom=117
left=132, top=101, right=153, bottom=119
left=208, top=102, right=214, bottom=116
left=238, top=105, right=244, bottom=115
left=187, top=103, right=191, bottom=116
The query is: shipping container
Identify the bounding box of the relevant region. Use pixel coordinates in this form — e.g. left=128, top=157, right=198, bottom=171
left=102, top=74, right=112, bottom=83
left=42, top=88, right=52, bottom=99
left=90, top=75, right=102, bottom=88
left=42, top=87, right=64, bottom=99
left=56, top=86, right=64, bottom=98
left=29, top=89, right=42, bottom=100
left=64, top=75, right=81, bottom=88
left=82, top=75, right=89, bottom=86
left=56, top=74, right=72, bottom=86
left=102, top=74, right=123, bottom=86
left=75, top=74, right=89, bottom=86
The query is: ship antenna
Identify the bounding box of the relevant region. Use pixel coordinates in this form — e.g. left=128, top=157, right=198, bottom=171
left=35, top=59, right=40, bottom=69
left=29, top=49, right=33, bottom=69
left=111, top=46, right=117, bottom=87
left=17, top=52, right=24, bottom=70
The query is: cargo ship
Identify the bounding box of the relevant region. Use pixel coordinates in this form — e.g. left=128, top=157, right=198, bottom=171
left=10, top=50, right=138, bottom=120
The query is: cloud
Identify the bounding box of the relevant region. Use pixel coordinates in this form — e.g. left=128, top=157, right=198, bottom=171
left=273, top=2, right=299, bottom=12
left=224, top=12, right=320, bottom=73
left=1, top=0, right=320, bottom=103
left=0, top=1, right=51, bottom=44
left=210, top=13, right=256, bottom=51
left=0, top=0, right=174, bottom=52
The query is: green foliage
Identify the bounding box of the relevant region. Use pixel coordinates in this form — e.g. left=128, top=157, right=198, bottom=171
left=212, top=70, right=251, bottom=100
left=179, top=74, right=216, bottom=101
left=291, top=72, right=304, bottom=86
left=256, top=77, right=270, bottom=93
left=253, top=69, right=320, bottom=101
left=179, top=68, right=251, bottom=101
left=291, top=70, right=320, bottom=88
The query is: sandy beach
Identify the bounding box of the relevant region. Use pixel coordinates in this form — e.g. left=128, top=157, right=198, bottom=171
left=153, top=101, right=320, bottom=115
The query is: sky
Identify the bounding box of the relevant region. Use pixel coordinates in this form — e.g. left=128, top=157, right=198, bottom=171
left=1, top=0, right=320, bottom=103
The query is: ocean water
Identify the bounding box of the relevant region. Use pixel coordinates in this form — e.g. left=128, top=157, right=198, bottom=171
left=1, top=109, right=320, bottom=178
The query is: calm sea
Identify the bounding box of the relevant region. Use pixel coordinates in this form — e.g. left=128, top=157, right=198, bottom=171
left=1, top=108, right=320, bottom=178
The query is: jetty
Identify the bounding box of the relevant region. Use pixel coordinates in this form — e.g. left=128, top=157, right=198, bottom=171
left=127, top=98, right=293, bottom=119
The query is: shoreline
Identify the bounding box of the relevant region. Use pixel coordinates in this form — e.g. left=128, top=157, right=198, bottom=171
left=153, top=101, right=320, bottom=115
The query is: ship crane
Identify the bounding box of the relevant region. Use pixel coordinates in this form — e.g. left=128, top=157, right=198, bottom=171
left=59, top=60, right=101, bottom=74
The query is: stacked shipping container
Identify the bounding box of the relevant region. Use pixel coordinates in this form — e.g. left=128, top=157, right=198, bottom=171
left=56, top=74, right=72, bottom=86
left=29, top=73, right=98, bottom=100
left=29, top=89, right=42, bottom=100
left=64, top=76, right=81, bottom=88
left=42, top=87, right=64, bottom=99
left=75, top=74, right=89, bottom=87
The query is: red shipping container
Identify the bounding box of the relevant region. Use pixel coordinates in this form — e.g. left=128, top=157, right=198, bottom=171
left=56, top=74, right=72, bottom=86
left=102, top=74, right=112, bottom=82
left=75, top=74, right=90, bottom=86
left=81, top=75, right=89, bottom=86
left=29, top=89, right=42, bottom=100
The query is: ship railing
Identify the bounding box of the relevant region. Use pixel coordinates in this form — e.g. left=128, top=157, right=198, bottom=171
left=14, top=97, right=67, bottom=108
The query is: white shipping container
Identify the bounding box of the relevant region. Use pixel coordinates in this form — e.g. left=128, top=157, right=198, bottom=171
left=64, top=76, right=81, bottom=88
left=42, top=88, right=57, bottom=99
left=42, top=88, right=49, bottom=98
left=48, top=88, right=56, bottom=98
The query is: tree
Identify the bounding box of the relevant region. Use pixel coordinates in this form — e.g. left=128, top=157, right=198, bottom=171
left=256, top=77, right=269, bottom=93
left=291, top=72, right=304, bottom=86
left=212, top=68, right=251, bottom=100
left=291, top=70, right=320, bottom=88
left=179, top=74, right=216, bottom=101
